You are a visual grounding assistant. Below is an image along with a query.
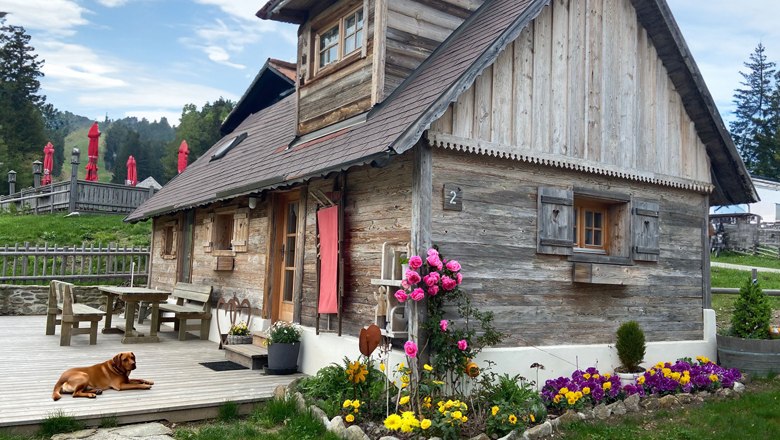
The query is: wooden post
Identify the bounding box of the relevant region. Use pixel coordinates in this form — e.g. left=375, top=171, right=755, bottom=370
left=702, top=197, right=712, bottom=309
left=752, top=268, right=758, bottom=284
left=7, top=170, right=15, bottom=195
left=32, top=160, right=42, bottom=214
left=68, top=148, right=80, bottom=213
left=410, top=141, right=432, bottom=360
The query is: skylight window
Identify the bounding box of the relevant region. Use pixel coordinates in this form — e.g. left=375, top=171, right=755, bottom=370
left=210, top=133, right=248, bottom=161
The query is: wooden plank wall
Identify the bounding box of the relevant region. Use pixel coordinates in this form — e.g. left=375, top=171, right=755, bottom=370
left=383, top=0, right=484, bottom=98
left=296, top=0, right=377, bottom=134
left=429, top=0, right=711, bottom=186
left=430, top=148, right=707, bottom=346
left=299, top=156, right=413, bottom=336
left=149, top=197, right=270, bottom=308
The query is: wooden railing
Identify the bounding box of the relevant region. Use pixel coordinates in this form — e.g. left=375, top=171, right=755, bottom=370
left=0, top=180, right=154, bottom=215
left=0, top=242, right=150, bottom=284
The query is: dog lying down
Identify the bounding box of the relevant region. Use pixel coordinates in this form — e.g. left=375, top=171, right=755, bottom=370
left=52, top=352, right=154, bottom=400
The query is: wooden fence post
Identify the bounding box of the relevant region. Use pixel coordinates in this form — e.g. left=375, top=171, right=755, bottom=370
left=69, top=148, right=80, bottom=213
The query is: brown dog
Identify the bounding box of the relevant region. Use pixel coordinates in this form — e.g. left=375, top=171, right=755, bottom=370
left=52, top=352, right=154, bottom=400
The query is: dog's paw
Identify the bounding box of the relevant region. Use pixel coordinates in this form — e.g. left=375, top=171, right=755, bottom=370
left=145, top=380, right=154, bottom=385
left=95, top=389, right=103, bottom=395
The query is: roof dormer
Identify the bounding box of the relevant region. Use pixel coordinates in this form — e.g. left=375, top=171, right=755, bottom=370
left=259, top=0, right=485, bottom=135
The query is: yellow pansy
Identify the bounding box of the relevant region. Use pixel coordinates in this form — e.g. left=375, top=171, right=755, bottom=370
left=603, top=373, right=611, bottom=379
left=345, top=414, right=355, bottom=423
left=508, top=414, right=517, bottom=425
left=582, top=386, right=591, bottom=395
left=424, top=364, right=433, bottom=371
left=602, top=382, right=612, bottom=390
left=342, top=399, right=352, bottom=408
left=352, top=400, right=361, bottom=409
left=637, top=376, right=646, bottom=385
left=491, top=406, right=500, bottom=416
left=592, top=374, right=600, bottom=380
left=583, top=373, right=591, bottom=379
left=421, top=419, right=432, bottom=430
left=553, top=395, right=561, bottom=404
left=567, top=397, right=576, bottom=405
left=709, top=374, right=719, bottom=382
left=452, top=410, right=463, bottom=420
left=559, top=387, right=569, bottom=395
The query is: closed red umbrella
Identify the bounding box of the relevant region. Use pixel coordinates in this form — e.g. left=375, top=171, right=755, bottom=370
left=177, top=140, right=189, bottom=174
left=85, top=122, right=100, bottom=181
left=42, top=142, right=54, bottom=185
left=126, top=155, right=137, bottom=186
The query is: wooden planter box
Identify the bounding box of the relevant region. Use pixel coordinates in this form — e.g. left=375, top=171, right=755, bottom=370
left=716, top=334, right=780, bottom=376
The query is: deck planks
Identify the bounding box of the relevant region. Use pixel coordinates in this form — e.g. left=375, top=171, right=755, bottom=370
left=0, top=315, right=302, bottom=433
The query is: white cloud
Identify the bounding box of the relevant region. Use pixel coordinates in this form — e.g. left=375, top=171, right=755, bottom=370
left=204, top=46, right=246, bottom=69
left=96, top=0, right=129, bottom=7
left=37, top=41, right=128, bottom=90
left=2, top=0, right=88, bottom=36
left=194, top=0, right=265, bottom=22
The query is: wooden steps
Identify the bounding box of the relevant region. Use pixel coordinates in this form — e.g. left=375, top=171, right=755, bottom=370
left=224, top=332, right=269, bottom=370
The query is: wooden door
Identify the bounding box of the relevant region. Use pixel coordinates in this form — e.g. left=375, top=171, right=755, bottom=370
left=271, top=192, right=299, bottom=322
left=178, top=211, right=195, bottom=282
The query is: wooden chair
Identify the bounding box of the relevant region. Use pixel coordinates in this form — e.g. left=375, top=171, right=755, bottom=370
left=45, top=280, right=105, bottom=346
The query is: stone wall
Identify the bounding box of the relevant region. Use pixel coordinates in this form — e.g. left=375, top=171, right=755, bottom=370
left=0, top=284, right=108, bottom=316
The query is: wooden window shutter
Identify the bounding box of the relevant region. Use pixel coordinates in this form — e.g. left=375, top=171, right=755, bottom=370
left=232, top=209, right=249, bottom=253
left=632, top=200, right=660, bottom=262
left=537, top=187, right=574, bottom=255
left=202, top=214, right=214, bottom=253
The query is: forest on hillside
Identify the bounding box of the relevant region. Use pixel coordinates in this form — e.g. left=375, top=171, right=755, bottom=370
left=0, top=16, right=233, bottom=194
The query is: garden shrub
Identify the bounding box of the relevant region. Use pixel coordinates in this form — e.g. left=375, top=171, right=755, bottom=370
left=731, top=276, right=771, bottom=339
left=615, top=321, right=646, bottom=372
left=480, top=373, right=546, bottom=437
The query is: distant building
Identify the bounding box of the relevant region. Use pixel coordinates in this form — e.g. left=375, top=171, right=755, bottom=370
left=136, top=177, right=162, bottom=190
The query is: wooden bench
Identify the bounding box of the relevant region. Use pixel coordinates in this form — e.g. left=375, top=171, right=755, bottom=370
left=45, top=280, right=105, bottom=346
left=155, top=283, right=213, bottom=341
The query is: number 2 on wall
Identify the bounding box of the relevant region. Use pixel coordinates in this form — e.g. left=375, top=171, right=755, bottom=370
left=442, top=183, right=462, bottom=211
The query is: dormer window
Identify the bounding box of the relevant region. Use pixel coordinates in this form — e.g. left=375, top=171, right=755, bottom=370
left=315, top=8, right=364, bottom=72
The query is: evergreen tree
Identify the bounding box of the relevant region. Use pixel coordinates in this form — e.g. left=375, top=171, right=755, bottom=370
left=730, top=44, right=778, bottom=177
left=0, top=17, right=46, bottom=193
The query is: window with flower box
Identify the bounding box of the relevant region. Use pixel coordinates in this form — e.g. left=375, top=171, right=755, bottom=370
left=202, top=208, right=249, bottom=255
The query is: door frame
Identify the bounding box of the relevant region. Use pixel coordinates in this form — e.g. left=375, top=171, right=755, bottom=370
left=265, top=189, right=306, bottom=323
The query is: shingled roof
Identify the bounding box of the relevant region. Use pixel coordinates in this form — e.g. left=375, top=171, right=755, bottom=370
left=127, top=0, right=755, bottom=222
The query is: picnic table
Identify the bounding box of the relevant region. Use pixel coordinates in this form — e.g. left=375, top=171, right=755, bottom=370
left=98, top=286, right=170, bottom=343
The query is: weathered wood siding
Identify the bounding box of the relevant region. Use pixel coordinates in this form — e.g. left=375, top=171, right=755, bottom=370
left=149, top=197, right=271, bottom=307
left=430, top=148, right=706, bottom=346
left=299, top=155, right=413, bottom=335
left=429, top=0, right=711, bottom=186
left=297, top=0, right=376, bottom=134
left=382, top=0, right=484, bottom=99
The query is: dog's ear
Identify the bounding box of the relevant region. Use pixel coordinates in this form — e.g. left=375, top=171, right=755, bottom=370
left=112, top=353, right=123, bottom=368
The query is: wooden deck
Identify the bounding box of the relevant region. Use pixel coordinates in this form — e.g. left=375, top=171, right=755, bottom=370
left=0, top=315, right=303, bottom=434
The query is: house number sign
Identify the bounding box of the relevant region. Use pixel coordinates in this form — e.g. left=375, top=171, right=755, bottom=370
left=443, top=183, right=463, bottom=211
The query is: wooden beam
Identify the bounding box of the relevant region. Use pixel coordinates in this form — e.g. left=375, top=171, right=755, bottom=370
left=573, top=262, right=635, bottom=285
left=410, top=141, right=432, bottom=354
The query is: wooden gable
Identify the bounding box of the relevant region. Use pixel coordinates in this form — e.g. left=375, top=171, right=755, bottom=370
left=428, top=0, right=711, bottom=193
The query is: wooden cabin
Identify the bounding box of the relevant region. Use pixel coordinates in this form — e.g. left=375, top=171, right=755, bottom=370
left=128, top=0, right=757, bottom=379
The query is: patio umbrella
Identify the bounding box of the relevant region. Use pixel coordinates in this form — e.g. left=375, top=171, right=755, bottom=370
left=126, top=155, right=137, bottom=186
left=177, top=140, right=189, bottom=174
left=42, top=142, right=54, bottom=185
left=85, top=122, right=100, bottom=181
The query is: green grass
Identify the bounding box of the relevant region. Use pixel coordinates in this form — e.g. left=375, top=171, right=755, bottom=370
left=712, top=251, right=780, bottom=270
left=37, top=412, right=85, bottom=438
left=174, top=397, right=342, bottom=440
left=558, top=379, right=780, bottom=439
left=0, top=213, right=150, bottom=247
left=710, top=267, right=780, bottom=289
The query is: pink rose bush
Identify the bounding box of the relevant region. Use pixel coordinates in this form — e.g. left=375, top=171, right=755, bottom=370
left=400, top=247, right=462, bottom=303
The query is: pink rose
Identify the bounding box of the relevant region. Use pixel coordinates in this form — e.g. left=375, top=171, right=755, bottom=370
left=410, top=288, right=425, bottom=302
left=440, top=320, right=448, bottom=331
left=456, top=273, right=463, bottom=285
left=408, top=255, right=423, bottom=270
left=457, top=339, right=468, bottom=351
left=426, top=254, right=442, bottom=269
left=428, top=285, right=439, bottom=296
left=424, top=272, right=440, bottom=287
left=446, top=260, right=461, bottom=272
left=404, top=340, right=418, bottom=358
left=427, top=248, right=439, bottom=257
left=394, top=290, right=408, bottom=303
left=442, top=275, right=457, bottom=291
left=401, top=280, right=410, bottom=289
left=405, top=270, right=421, bottom=285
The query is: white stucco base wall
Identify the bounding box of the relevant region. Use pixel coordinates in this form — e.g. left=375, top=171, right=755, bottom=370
left=298, top=309, right=717, bottom=383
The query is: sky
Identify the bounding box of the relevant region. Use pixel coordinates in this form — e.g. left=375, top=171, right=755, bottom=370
left=1, top=0, right=779, bottom=126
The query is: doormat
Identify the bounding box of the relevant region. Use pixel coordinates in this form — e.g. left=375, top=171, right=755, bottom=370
left=200, top=361, right=248, bottom=371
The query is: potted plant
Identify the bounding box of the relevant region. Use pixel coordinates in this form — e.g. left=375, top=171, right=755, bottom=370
left=717, top=276, right=780, bottom=376
left=266, top=320, right=302, bottom=374
left=227, top=321, right=252, bottom=345
left=614, top=320, right=646, bottom=386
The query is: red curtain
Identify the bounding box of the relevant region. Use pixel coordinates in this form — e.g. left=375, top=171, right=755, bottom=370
left=317, top=206, right=339, bottom=314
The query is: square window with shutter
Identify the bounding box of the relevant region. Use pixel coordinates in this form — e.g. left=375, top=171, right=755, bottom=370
left=203, top=208, right=250, bottom=255
left=161, top=221, right=177, bottom=259
left=537, top=187, right=658, bottom=264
